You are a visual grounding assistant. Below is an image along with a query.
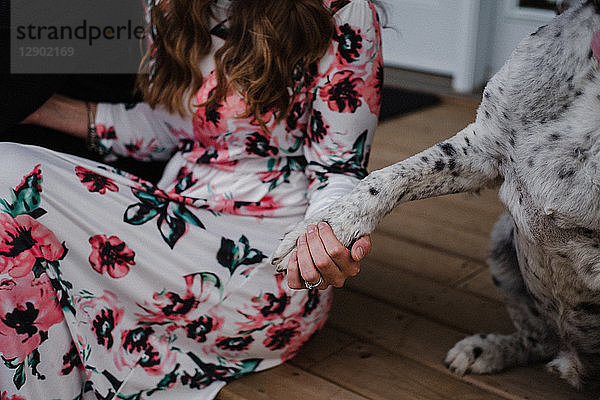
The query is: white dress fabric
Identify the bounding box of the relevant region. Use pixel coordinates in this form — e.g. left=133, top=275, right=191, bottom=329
left=0, top=0, right=382, bottom=398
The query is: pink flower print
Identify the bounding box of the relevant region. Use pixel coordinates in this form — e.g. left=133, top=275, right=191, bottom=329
left=257, top=170, right=284, bottom=184
left=75, top=166, right=119, bottom=194
left=116, top=326, right=177, bottom=376
left=136, top=272, right=224, bottom=327
left=335, top=23, right=363, bottom=64
left=319, top=70, right=365, bottom=113
left=363, top=60, right=384, bottom=115
left=215, top=335, right=254, bottom=352
left=95, top=124, right=116, bottom=140
left=88, top=235, right=135, bottom=279
left=237, top=196, right=282, bottom=216
left=0, top=213, right=64, bottom=278
left=236, top=274, right=290, bottom=332
left=1, top=391, right=26, bottom=400
left=0, top=274, right=63, bottom=360
left=124, top=138, right=163, bottom=161
left=76, top=291, right=124, bottom=351
left=263, top=319, right=300, bottom=351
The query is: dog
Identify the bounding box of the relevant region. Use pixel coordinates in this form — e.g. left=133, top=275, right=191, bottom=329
left=271, top=0, right=600, bottom=389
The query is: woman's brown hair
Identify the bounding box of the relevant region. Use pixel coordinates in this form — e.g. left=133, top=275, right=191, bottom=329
left=137, top=0, right=336, bottom=125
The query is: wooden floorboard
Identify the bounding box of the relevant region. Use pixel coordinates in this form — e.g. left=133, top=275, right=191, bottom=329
left=218, top=97, right=599, bottom=399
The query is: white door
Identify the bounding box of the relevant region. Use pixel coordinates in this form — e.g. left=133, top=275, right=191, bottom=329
left=382, top=0, right=559, bottom=92
left=382, top=0, right=491, bottom=92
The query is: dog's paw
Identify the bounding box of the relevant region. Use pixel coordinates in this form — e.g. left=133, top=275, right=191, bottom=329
left=270, top=217, right=316, bottom=273
left=444, top=334, right=509, bottom=375
left=270, top=198, right=377, bottom=272
left=546, top=352, right=583, bottom=389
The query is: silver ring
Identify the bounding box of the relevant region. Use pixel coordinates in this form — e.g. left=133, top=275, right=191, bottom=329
left=305, top=275, right=323, bottom=289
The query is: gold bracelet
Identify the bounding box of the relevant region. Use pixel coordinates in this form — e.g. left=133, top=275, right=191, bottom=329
left=86, top=101, right=99, bottom=153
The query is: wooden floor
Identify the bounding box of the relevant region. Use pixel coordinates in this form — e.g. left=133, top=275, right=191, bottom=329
left=217, top=94, right=599, bottom=400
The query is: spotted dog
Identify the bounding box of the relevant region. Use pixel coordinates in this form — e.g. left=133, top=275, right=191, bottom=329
left=271, top=0, right=600, bottom=389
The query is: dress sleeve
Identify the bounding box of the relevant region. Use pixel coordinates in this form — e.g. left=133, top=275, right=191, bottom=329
left=91, top=0, right=183, bottom=163
left=94, top=102, right=184, bottom=162
left=303, top=0, right=383, bottom=217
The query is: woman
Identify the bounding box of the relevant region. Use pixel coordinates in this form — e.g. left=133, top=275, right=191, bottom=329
left=1, top=0, right=382, bottom=398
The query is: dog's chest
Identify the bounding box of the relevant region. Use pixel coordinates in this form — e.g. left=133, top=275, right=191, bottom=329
left=496, top=83, right=600, bottom=236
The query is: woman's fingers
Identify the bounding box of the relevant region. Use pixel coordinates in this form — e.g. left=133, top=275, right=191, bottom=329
left=351, top=234, right=372, bottom=262
left=316, top=222, right=360, bottom=280
left=305, top=224, right=344, bottom=288
left=286, top=251, right=305, bottom=289
left=285, top=222, right=371, bottom=290
left=296, top=232, right=326, bottom=289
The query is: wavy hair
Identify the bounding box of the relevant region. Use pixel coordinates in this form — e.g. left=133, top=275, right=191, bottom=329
left=137, top=0, right=336, bottom=125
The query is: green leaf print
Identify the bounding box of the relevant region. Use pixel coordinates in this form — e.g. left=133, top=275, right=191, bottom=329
left=12, top=361, right=25, bottom=390
left=124, top=187, right=205, bottom=249
left=216, top=235, right=267, bottom=275
left=0, top=164, right=46, bottom=218
left=145, top=364, right=181, bottom=396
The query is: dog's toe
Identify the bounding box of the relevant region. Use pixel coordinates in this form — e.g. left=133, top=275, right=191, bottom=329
left=445, top=334, right=508, bottom=375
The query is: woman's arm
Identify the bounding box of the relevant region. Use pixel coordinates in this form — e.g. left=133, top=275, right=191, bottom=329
left=21, top=93, right=184, bottom=162
left=21, top=94, right=91, bottom=140
left=287, top=0, right=383, bottom=290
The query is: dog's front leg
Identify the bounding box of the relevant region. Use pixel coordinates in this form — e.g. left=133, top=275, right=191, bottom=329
left=271, top=122, right=502, bottom=270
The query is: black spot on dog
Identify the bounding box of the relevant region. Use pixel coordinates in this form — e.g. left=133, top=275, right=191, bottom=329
left=369, top=187, right=379, bottom=196
left=484, top=91, right=491, bottom=99
left=549, top=133, right=561, bottom=141
left=492, top=275, right=501, bottom=287
left=574, top=302, right=600, bottom=314
left=421, top=156, right=429, bottom=163
left=529, top=305, right=541, bottom=317
left=528, top=336, right=539, bottom=346
left=555, top=31, right=561, bottom=38
left=434, top=160, right=446, bottom=171
left=465, top=137, right=471, bottom=146
left=439, top=143, right=457, bottom=157
left=485, top=111, right=491, bottom=119
left=473, top=347, right=483, bottom=359
left=575, top=90, right=584, bottom=97
left=558, top=167, right=575, bottom=179
left=448, top=159, right=456, bottom=170
left=479, top=334, right=487, bottom=339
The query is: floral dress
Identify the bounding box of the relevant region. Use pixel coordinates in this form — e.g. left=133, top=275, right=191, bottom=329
left=0, top=0, right=382, bottom=399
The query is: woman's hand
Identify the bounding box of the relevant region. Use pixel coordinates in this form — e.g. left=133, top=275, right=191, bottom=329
left=286, top=221, right=371, bottom=290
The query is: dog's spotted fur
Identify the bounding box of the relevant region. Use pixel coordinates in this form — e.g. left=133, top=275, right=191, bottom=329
left=271, top=0, right=600, bottom=389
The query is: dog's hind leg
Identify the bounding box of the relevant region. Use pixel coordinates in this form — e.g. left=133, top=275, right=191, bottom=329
left=445, top=213, right=558, bottom=375
left=271, top=120, right=503, bottom=270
